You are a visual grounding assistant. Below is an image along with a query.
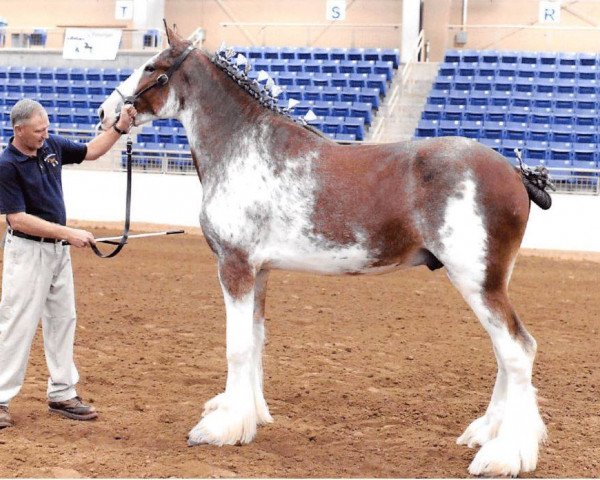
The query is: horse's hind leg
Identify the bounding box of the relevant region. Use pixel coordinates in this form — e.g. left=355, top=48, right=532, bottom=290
left=188, top=255, right=260, bottom=446
left=444, top=256, right=546, bottom=476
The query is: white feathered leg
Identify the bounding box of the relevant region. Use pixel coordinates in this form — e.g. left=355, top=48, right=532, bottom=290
left=457, top=345, right=507, bottom=447
left=188, top=284, right=257, bottom=446
left=253, top=269, right=273, bottom=425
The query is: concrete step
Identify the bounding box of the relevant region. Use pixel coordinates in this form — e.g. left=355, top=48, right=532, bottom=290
left=371, top=61, right=438, bottom=143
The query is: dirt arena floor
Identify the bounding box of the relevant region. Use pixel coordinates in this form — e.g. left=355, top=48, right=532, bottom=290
left=1, top=221, right=600, bottom=478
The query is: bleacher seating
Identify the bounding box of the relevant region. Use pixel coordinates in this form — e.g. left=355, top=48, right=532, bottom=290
left=0, top=45, right=401, bottom=171
left=415, top=49, right=600, bottom=176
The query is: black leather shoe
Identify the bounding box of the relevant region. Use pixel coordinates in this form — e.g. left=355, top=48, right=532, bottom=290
left=0, top=405, right=13, bottom=428
left=48, top=396, right=98, bottom=421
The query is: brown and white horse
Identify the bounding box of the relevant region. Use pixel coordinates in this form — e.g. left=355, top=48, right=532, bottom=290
left=98, top=26, right=551, bottom=476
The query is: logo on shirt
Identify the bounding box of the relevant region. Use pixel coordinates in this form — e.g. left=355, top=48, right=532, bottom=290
left=43, top=153, right=58, bottom=167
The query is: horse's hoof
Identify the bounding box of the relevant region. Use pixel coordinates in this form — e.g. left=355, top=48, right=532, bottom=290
left=468, top=437, right=532, bottom=477
left=457, top=415, right=500, bottom=448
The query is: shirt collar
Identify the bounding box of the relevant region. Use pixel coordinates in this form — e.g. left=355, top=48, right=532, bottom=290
left=8, top=136, right=43, bottom=162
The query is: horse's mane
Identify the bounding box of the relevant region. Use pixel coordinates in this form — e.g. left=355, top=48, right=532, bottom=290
left=209, top=46, right=329, bottom=139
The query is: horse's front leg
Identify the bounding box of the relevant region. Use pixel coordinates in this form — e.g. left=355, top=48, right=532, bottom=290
left=188, top=255, right=259, bottom=446
left=252, top=269, right=273, bottom=425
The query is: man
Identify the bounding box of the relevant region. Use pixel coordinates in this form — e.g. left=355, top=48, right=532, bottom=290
left=0, top=98, right=136, bottom=429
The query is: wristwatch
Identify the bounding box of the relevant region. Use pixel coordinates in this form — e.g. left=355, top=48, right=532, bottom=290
left=113, top=124, right=127, bottom=135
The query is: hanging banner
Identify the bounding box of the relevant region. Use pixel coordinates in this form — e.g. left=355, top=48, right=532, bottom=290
left=63, top=28, right=122, bottom=60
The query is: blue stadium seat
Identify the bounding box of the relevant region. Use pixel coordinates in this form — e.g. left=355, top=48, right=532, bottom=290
left=309, top=74, right=329, bottom=87
left=277, top=72, right=295, bottom=87
left=343, top=117, right=365, bottom=140
left=294, top=72, right=313, bottom=86
left=322, top=116, right=343, bottom=135
left=332, top=101, right=352, bottom=117
left=572, top=145, right=596, bottom=169
left=482, top=121, right=505, bottom=139
left=347, top=48, right=364, bottom=62
left=350, top=103, right=371, bottom=124
left=442, top=105, right=466, bottom=121
left=461, top=120, right=483, bottom=138
left=313, top=101, right=333, bottom=117
left=415, top=119, right=439, bottom=137
left=501, top=139, right=525, bottom=160
left=335, top=133, right=356, bottom=142
left=118, top=68, right=133, bottom=81
left=479, top=138, right=502, bottom=152
left=322, top=60, right=340, bottom=74
left=465, top=105, right=486, bottom=122
left=331, top=73, right=349, bottom=88
left=322, top=86, right=343, bottom=102
left=551, top=126, right=574, bottom=143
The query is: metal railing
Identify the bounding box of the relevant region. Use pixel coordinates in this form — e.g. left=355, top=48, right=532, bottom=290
left=547, top=169, right=600, bottom=195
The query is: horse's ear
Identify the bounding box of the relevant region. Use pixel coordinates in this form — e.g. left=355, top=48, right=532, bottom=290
left=163, top=18, right=172, bottom=46
left=163, top=19, right=184, bottom=47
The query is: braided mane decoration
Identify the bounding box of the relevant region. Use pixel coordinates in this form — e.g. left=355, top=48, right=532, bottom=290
left=211, top=45, right=328, bottom=138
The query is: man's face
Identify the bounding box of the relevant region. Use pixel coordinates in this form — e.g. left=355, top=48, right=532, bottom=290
left=15, top=111, right=50, bottom=153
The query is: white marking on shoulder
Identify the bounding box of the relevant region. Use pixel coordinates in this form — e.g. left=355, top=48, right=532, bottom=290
left=201, top=130, right=374, bottom=275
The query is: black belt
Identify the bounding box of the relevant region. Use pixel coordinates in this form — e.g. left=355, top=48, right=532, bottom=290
left=8, top=228, right=62, bottom=244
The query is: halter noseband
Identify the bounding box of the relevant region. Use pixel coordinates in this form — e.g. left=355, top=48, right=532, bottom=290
left=115, top=44, right=196, bottom=108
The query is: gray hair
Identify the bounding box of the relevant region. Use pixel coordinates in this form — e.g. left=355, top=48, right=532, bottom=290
left=10, top=99, right=46, bottom=127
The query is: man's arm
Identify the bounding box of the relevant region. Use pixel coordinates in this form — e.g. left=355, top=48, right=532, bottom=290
left=84, top=104, right=137, bottom=161
left=7, top=212, right=95, bottom=247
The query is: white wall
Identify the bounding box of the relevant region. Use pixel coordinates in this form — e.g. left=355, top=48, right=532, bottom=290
left=63, top=169, right=600, bottom=253
left=63, top=169, right=203, bottom=227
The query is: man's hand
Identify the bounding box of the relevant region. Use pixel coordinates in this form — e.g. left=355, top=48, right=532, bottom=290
left=65, top=228, right=96, bottom=248
left=115, top=104, right=137, bottom=133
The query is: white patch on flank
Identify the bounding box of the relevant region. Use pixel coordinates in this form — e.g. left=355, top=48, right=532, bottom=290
left=437, top=175, right=488, bottom=306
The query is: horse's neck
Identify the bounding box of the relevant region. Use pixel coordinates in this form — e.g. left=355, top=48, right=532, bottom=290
left=176, top=58, right=274, bottom=179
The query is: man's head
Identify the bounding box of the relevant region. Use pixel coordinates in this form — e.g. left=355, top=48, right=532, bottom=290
left=10, top=99, right=50, bottom=155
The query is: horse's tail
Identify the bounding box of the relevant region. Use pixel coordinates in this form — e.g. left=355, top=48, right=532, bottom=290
left=512, top=149, right=554, bottom=210
left=521, top=173, right=552, bottom=210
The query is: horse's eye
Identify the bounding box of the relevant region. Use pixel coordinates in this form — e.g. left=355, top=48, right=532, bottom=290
left=144, top=65, right=155, bottom=73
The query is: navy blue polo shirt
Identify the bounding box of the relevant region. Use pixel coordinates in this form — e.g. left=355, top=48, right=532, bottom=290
left=0, top=134, right=87, bottom=226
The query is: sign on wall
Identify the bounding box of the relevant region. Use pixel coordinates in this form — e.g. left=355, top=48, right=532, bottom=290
left=326, top=0, right=346, bottom=21
left=63, top=28, right=122, bottom=60
left=539, top=0, right=561, bottom=24
left=115, top=0, right=134, bottom=20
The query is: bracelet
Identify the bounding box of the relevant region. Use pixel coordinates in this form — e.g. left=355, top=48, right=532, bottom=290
left=112, top=124, right=127, bottom=135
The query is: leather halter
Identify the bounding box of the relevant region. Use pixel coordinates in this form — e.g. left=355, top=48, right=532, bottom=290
left=115, top=44, right=196, bottom=108
left=92, top=45, right=195, bottom=258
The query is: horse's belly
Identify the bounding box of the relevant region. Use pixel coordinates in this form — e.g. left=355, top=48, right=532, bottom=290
left=257, top=240, right=409, bottom=276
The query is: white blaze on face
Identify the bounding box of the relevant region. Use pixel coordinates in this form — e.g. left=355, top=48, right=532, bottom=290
left=98, top=54, right=158, bottom=129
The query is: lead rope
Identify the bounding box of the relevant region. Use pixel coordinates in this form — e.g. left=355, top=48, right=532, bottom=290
left=89, top=136, right=133, bottom=258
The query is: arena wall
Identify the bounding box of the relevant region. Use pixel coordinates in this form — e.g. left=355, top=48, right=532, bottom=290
left=62, top=169, right=600, bottom=253
left=3, top=0, right=599, bottom=62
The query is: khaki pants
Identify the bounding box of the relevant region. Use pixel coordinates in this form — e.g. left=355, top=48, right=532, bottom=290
left=0, top=232, right=79, bottom=405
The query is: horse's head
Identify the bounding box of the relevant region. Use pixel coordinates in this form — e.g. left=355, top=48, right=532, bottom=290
left=97, top=23, right=195, bottom=131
